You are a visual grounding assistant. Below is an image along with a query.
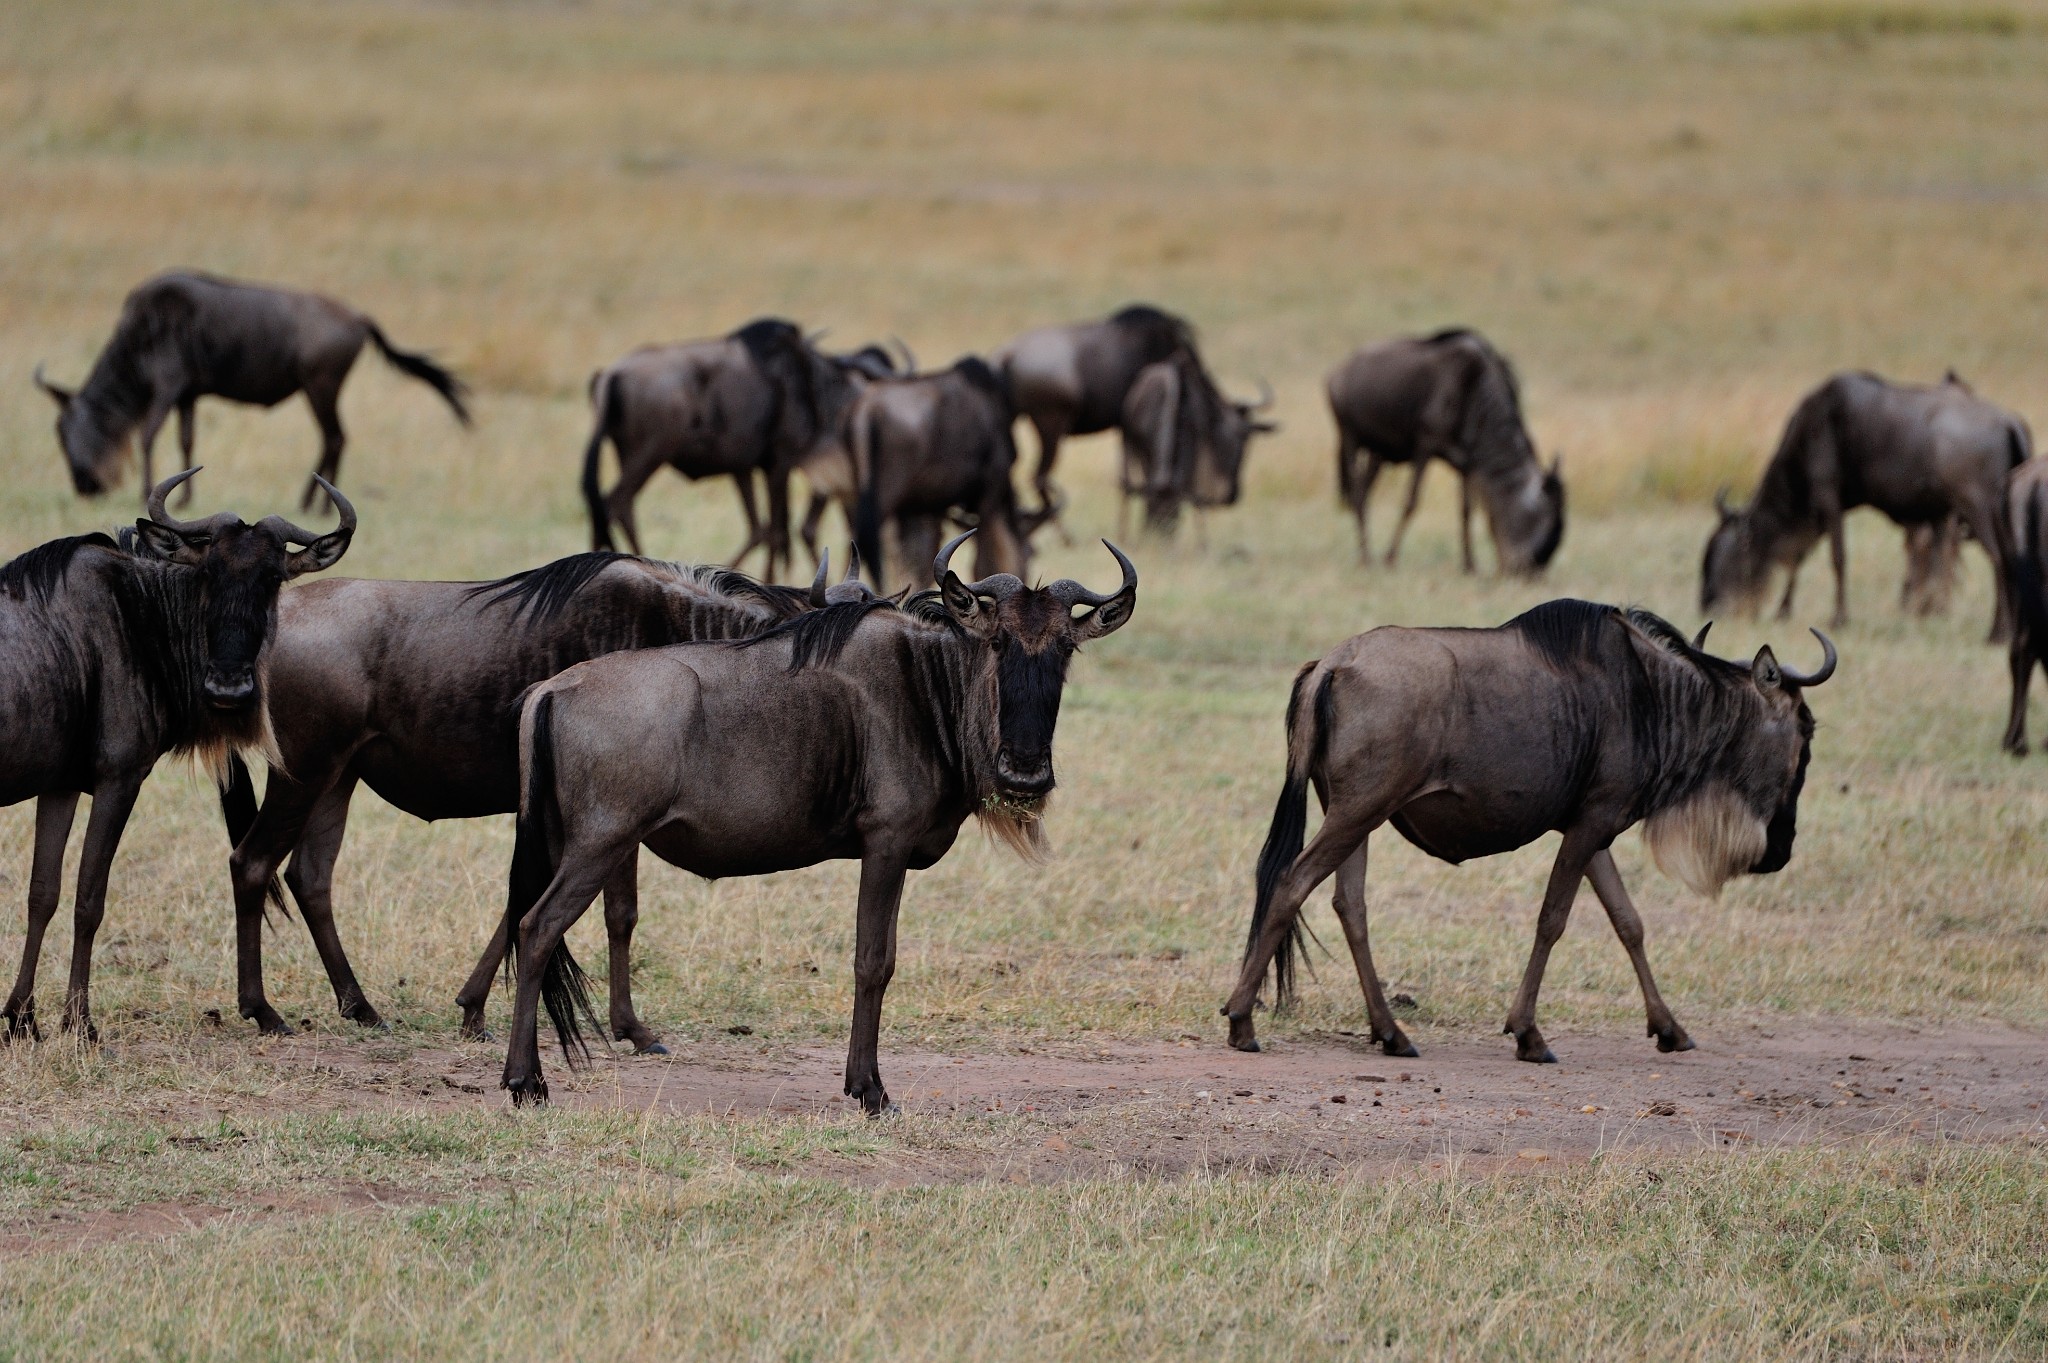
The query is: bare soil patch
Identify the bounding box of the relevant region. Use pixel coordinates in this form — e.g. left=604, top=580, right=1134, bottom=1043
left=0, top=1184, right=438, bottom=1259
left=267, top=1017, right=2047, bottom=1183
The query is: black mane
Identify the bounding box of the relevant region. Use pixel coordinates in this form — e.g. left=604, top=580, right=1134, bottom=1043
left=468, top=552, right=630, bottom=624
left=1110, top=303, right=1196, bottom=355
left=1506, top=598, right=1618, bottom=672
left=738, top=597, right=899, bottom=672
left=0, top=533, right=119, bottom=606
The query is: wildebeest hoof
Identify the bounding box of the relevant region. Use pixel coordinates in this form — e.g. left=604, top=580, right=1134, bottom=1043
left=636, top=1041, right=670, bottom=1056
left=868, top=1101, right=903, bottom=1120
left=1381, top=1030, right=1420, bottom=1059
left=504, top=1077, right=549, bottom=1107
left=2, top=1008, right=39, bottom=1044
left=1511, top=1030, right=1556, bottom=1064
left=1653, top=1025, right=1696, bottom=1054
left=1225, top=1013, right=1260, bottom=1052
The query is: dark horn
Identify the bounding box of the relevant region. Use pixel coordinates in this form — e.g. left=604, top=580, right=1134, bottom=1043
left=145, top=468, right=209, bottom=531
left=1047, top=539, right=1139, bottom=608
left=1692, top=621, right=1712, bottom=650
left=934, top=527, right=975, bottom=584
left=1780, top=628, right=1837, bottom=688
left=256, top=477, right=357, bottom=546
left=890, top=336, right=917, bottom=374
left=810, top=550, right=831, bottom=608
left=844, top=544, right=860, bottom=583
left=1252, top=377, right=1275, bottom=412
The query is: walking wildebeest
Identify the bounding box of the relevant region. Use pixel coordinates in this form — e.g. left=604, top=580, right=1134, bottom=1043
left=36, top=272, right=469, bottom=510
left=497, top=531, right=1137, bottom=1109
left=2001, top=457, right=2048, bottom=755
left=847, top=357, right=1042, bottom=590
left=1701, top=371, right=2031, bottom=639
left=996, top=304, right=1197, bottom=515
left=216, top=551, right=863, bottom=1042
left=1118, top=352, right=1276, bottom=536
left=1223, top=600, right=1834, bottom=1064
left=580, top=320, right=895, bottom=579
left=1327, top=329, right=1565, bottom=576
left=2, top=470, right=355, bottom=1041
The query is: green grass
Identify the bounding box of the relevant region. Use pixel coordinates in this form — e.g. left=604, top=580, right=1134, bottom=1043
left=2, top=0, right=2047, bottom=1355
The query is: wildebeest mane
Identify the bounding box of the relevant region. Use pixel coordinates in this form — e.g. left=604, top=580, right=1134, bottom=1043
left=729, top=316, right=821, bottom=446
left=952, top=355, right=1008, bottom=405
left=1506, top=598, right=1617, bottom=672
left=0, top=533, right=118, bottom=605
left=738, top=597, right=899, bottom=672
left=1110, top=303, right=1196, bottom=356
left=467, top=552, right=630, bottom=624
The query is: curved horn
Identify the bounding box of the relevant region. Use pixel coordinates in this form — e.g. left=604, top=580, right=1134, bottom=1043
left=1046, top=539, right=1139, bottom=608
left=255, top=477, right=357, bottom=547
left=806, top=327, right=831, bottom=348
left=145, top=468, right=212, bottom=533
left=1252, top=376, right=1275, bottom=412
left=933, top=526, right=1023, bottom=599
left=1780, top=628, right=1837, bottom=688
left=890, top=336, right=917, bottom=374
left=844, top=544, right=861, bottom=583
left=1714, top=486, right=1735, bottom=518
left=810, top=550, right=831, bottom=608
left=1691, top=621, right=1712, bottom=650
left=32, top=364, right=73, bottom=406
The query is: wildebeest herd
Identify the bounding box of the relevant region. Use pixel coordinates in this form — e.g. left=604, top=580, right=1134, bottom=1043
left=6, top=268, right=2045, bottom=1110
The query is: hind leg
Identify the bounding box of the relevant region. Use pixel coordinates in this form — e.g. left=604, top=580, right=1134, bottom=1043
left=4, top=794, right=79, bottom=1042
left=301, top=378, right=347, bottom=511
left=173, top=399, right=198, bottom=505
left=1585, top=849, right=1691, bottom=1054
left=502, top=849, right=626, bottom=1105
left=600, top=853, right=664, bottom=1054
left=1327, top=840, right=1415, bottom=1057
left=2003, top=630, right=2038, bottom=756
left=1384, top=458, right=1428, bottom=567
left=62, top=775, right=146, bottom=1041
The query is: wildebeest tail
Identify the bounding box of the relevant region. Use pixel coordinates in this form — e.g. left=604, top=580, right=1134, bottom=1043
left=217, top=754, right=288, bottom=918
left=851, top=404, right=887, bottom=591
left=2010, top=461, right=2048, bottom=647
left=581, top=369, right=618, bottom=551
left=504, top=691, right=600, bottom=1065
left=1245, top=663, right=1331, bottom=1009
left=366, top=321, right=472, bottom=426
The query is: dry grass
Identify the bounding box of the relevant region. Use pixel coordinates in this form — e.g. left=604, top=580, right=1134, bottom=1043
left=2, top=0, right=2047, bottom=1355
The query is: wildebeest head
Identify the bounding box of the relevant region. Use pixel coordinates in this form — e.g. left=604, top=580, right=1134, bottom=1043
left=935, top=530, right=1136, bottom=803
left=1699, top=488, right=1772, bottom=615
left=132, top=468, right=356, bottom=712
left=1486, top=452, right=1565, bottom=576
left=36, top=364, right=129, bottom=496
left=1191, top=378, right=1279, bottom=509
left=1642, top=622, right=1834, bottom=896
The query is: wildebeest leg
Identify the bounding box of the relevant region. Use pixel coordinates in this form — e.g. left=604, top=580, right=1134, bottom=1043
left=1957, top=501, right=2013, bottom=644
left=1383, top=458, right=1429, bottom=567
left=173, top=398, right=199, bottom=506
left=301, top=377, right=347, bottom=512
left=135, top=400, right=176, bottom=507
left=1774, top=562, right=1801, bottom=620
left=2003, top=628, right=2036, bottom=757
left=843, top=853, right=909, bottom=1116
left=600, top=854, right=665, bottom=1054
left=3, top=793, right=79, bottom=1042
left=281, top=777, right=384, bottom=1028
left=1823, top=509, right=1850, bottom=629
left=800, top=491, right=832, bottom=569
left=1029, top=414, right=1073, bottom=543
left=1352, top=453, right=1384, bottom=564
left=454, top=914, right=509, bottom=1041
left=1501, top=827, right=1604, bottom=1064
left=61, top=775, right=146, bottom=1041
left=1584, top=849, right=1692, bottom=1054
left=503, top=849, right=623, bottom=1105
left=1222, top=812, right=1379, bottom=1053
left=230, top=767, right=346, bottom=1036
left=1457, top=476, right=1476, bottom=574
left=603, top=455, right=665, bottom=557
left=725, top=471, right=765, bottom=568
left=1326, top=841, right=1415, bottom=1057
left=763, top=469, right=794, bottom=583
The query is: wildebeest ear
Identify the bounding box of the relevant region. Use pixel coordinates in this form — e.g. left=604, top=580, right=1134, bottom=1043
left=286, top=529, right=352, bottom=578
left=1071, top=587, right=1135, bottom=641
left=33, top=365, right=74, bottom=411
left=133, top=519, right=204, bottom=564
left=1751, top=644, right=1782, bottom=691
left=940, top=571, right=998, bottom=637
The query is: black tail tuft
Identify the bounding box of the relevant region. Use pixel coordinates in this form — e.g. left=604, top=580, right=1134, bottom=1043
left=852, top=408, right=887, bottom=591
left=1243, top=667, right=1330, bottom=1009
left=218, top=755, right=289, bottom=920
left=2011, top=479, right=2048, bottom=647
left=367, top=321, right=472, bottom=426
left=504, top=692, right=601, bottom=1065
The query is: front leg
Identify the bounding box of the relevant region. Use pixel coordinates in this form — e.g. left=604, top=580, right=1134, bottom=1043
left=1457, top=475, right=1475, bottom=574
left=1502, top=826, right=1606, bottom=1063
left=1825, top=510, right=1849, bottom=629
left=174, top=398, right=198, bottom=503
left=1383, top=458, right=1429, bottom=567
left=4, top=793, right=80, bottom=1041
left=63, top=775, right=147, bottom=1041
left=1585, top=849, right=1692, bottom=1054
left=135, top=401, right=176, bottom=504
left=844, top=853, right=909, bottom=1115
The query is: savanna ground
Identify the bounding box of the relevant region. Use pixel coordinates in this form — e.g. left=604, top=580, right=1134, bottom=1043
left=3, top=0, right=2048, bottom=1357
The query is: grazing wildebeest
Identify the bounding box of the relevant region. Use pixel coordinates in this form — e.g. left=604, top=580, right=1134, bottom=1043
left=1117, top=352, right=1276, bottom=536
left=1327, top=329, right=1564, bottom=576
left=2001, top=458, right=2048, bottom=755
left=497, top=531, right=1137, bottom=1109
left=36, top=272, right=469, bottom=510
left=996, top=304, right=1196, bottom=514
left=2, top=470, right=355, bottom=1041
left=1700, top=371, right=2030, bottom=638
left=847, top=357, right=1042, bottom=590
left=1223, top=601, right=1833, bottom=1064
left=216, top=551, right=863, bottom=1042
left=580, top=321, right=895, bottom=579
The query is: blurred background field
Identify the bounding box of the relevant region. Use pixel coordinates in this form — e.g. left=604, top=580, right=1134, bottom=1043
left=2, top=2, right=2046, bottom=1355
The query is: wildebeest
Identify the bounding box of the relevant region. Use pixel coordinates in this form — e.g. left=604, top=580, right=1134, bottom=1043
left=1223, top=601, right=1833, bottom=1064
left=1327, top=329, right=1564, bottom=576
left=1118, top=352, right=1276, bottom=536
left=2002, top=458, right=2048, bottom=755
left=36, top=272, right=469, bottom=510
left=580, top=320, right=896, bottom=579
left=846, top=357, right=1043, bottom=590
left=497, top=531, right=1137, bottom=1109
left=217, top=551, right=862, bottom=1042
left=996, top=304, right=1197, bottom=514
left=1701, top=371, right=2030, bottom=638
left=2, top=470, right=355, bottom=1041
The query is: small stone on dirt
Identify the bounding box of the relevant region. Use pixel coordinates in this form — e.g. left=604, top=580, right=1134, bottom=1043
left=1517, top=1148, right=1552, bottom=1162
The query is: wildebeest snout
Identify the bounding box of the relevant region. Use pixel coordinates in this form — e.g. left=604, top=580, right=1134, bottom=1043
left=204, top=667, right=258, bottom=710
left=995, top=746, right=1054, bottom=796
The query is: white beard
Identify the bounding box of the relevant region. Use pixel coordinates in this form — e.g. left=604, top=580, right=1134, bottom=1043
left=1644, top=787, right=1768, bottom=899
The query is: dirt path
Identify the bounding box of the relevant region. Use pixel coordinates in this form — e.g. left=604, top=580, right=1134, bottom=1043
left=279, top=1016, right=2048, bottom=1182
